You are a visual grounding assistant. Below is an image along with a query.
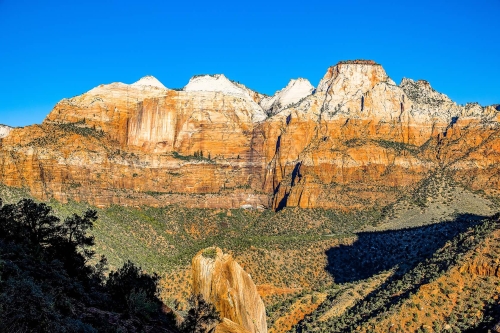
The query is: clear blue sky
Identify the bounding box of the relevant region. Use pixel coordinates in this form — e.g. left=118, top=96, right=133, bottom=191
left=1, top=0, right=499, bottom=127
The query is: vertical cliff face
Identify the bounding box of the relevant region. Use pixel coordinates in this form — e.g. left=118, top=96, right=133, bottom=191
left=11, top=75, right=268, bottom=208
left=259, top=61, right=428, bottom=209
left=192, top=247, right=267, bottom=333
left=0, top=62, right=499, bottom=209
left=258, top=61, right=500, bottom=209
left=44, top=77, right=170, bottom=146
left=126, top=90, right=263, bottom=158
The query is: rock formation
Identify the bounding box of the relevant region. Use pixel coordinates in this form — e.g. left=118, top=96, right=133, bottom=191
left=191, top=247, right=267, bottom=333
left=131, top=75, right=168, bottom=89
left=0, top=61, right=498, bottom=209
left=260, top=78, right=314, bottom=115
left=0, top=125, right=12, bottom=138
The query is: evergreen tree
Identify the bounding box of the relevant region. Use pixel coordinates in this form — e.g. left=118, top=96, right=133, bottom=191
left=180, top=294, right=220, bottom=333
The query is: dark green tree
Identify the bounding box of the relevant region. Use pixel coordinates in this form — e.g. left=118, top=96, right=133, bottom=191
left=180, top=294, right=220, bottom=333
left=106, top=260, right=161, bottom=316
left=0, top=198, right=177, bottom=332
left=0, top=198, right=59, bottom=249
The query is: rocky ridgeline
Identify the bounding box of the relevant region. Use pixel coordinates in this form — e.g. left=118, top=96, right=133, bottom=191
left=0, top=61, right=498, bottom=209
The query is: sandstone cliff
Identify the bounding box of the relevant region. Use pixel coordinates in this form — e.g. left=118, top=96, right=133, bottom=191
left=191, top=247, right=267, bottom=333
left=0, top=61, right=498, bottom=209
left=260, top=60, right=500, bottom=209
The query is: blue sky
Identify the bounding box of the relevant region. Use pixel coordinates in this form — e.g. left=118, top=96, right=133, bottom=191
left=0, top=0, right=499, bottom=127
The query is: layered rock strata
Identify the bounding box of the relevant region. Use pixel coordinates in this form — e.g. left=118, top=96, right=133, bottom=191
left=0, top=61, right=498, bottom=209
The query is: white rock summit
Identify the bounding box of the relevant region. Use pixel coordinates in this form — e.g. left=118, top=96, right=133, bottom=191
left=184, top=74, right=250, bottom=97
left=184, top=74, right=268, bottom=122
left=0, top=125, right=12, bottom=138
left=261, top=78, right=314, bottom=115
left=83, top=75, right=168, bottom=99
left=131, top=75, right=167, bottom=89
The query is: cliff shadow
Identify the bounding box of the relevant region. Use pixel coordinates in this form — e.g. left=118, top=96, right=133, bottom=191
left=325, top=213, right=486, bottom=284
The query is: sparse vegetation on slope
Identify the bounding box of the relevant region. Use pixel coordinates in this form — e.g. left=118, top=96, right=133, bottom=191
left=0, top=177, right=498, bottom=333
left=294, top=214, right=500, bottom=332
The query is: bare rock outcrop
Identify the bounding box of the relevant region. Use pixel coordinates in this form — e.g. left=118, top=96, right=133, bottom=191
left=260, top=78, right=314, bottom=115
left=0, top=125, right=12, bottom=138
left=191, top=247, right=267, bottom=333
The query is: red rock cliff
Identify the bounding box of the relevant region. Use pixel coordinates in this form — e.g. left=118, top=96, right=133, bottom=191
left=0, top=63, right=498, bottom=209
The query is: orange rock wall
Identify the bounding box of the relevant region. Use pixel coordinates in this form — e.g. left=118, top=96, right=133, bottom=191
left=1, top=62, right=499, bottom=210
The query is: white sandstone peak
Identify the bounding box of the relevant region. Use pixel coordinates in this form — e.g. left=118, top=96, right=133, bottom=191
left=184, top=74, right=248, bottom=97
left=131, top=75, right=167, bottom=89
left=0, top=125, right=12, bottom=138
left=316, top=61, right=393, bottom=94
left=85, top=75, right=167, bottom=97
left=310, top=61, right=404, bottom=121
left=184, top=74, right=268, bottom=122
left=261, top=78, right=314, bottom=115
left=279, top=78, right=314, bottom=105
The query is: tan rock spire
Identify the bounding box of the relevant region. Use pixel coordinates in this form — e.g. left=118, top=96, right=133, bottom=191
left=191, top=247, right=267, bottom=333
